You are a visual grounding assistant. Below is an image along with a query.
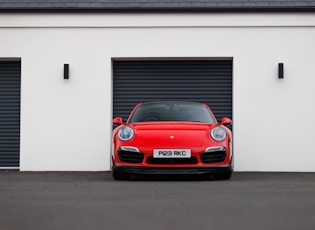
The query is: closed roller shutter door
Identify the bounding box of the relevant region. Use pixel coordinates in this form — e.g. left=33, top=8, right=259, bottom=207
left=0, top=61, right=21, bottom=168
left=113, top=60, right=232, bottom=123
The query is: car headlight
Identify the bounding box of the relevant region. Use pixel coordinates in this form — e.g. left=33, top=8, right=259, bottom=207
left=210, top=126, right=227, bottom=142
left=118, top=126, right=134, bottom=141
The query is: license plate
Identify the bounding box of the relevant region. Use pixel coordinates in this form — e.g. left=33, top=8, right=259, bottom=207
left=153, top=149, right=191, bottom=158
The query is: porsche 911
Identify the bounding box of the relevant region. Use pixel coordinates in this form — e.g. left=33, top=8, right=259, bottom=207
left=112, top=101, right=232, bottom=180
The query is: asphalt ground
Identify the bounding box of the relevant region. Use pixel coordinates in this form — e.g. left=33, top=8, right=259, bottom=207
left=0, top=172, right=315, bottom=230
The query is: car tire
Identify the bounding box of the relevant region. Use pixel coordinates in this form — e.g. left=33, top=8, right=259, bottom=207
left=112, top=168, right=129, bottom=180
left=214, top=171, right=232, bottom=180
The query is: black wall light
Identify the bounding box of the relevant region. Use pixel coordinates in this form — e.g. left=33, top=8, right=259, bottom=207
left=278, top=63, right=284, bottom=79
left=64, top=64, right=69, bottom=79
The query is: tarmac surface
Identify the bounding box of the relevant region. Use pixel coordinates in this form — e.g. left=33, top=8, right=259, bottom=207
left=0, top=171, right=315, bottom=230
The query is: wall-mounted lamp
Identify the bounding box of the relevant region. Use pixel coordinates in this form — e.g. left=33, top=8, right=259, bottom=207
left=64, top=64, right=69, bottom=79
left=278, top=63, right=284, bottom=79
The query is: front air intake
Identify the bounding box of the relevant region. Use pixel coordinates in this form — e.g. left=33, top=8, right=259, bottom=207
left=118, top=149, right=144, bottom=163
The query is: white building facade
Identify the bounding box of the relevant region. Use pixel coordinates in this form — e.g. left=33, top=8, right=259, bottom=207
left=1, top=1, right=315, bottom=171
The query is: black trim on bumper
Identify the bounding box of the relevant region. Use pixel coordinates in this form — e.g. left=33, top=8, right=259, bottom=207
left=113, top=165, right=232, bottom=175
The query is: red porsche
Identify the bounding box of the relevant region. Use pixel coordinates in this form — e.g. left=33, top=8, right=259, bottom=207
left=112, top=101, right=233, bottom=180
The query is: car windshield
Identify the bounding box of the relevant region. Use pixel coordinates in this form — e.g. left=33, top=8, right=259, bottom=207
left=129, top=102, right=215, bottom=123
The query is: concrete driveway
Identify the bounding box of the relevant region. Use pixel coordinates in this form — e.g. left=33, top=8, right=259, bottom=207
left=0, top=172, right=314, bottom=230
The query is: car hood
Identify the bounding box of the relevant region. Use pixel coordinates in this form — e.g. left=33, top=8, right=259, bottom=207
left=130, top=122, right=216, bottom=148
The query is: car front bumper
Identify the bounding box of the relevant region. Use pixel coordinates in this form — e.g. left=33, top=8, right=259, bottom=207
left=112, top=165, right=232, bottom=175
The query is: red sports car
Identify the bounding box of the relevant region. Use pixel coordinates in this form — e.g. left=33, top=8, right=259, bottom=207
left=112, top=101, right=233, bottom=180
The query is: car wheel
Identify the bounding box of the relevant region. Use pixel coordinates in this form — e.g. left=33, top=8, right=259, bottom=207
left=214, top=171, right=232, bottom=180
left=112, top=167, right=129, bottom=180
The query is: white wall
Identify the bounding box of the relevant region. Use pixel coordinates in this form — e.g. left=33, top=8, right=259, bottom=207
left=0, top=13, right=315, bottom=171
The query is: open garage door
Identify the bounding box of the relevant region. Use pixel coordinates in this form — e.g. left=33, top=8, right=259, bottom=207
left=113, top=60, right=232, bottom=123
left=0, top=61, right=21, bottom=168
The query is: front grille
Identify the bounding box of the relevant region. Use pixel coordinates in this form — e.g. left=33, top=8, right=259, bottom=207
left=200, top=150, right=226, bottom=163
left=147, top=157, right=198, bottom=164
left=118, top=150, right=144, bottom=163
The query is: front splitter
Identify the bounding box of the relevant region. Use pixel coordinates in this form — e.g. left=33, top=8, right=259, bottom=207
left=113, top=165, right=232, bottom=175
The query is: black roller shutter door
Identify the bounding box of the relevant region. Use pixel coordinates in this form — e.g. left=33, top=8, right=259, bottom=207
left=0, top=61, right=21, bottom=168
left=113, top=60, right=232, bottom=123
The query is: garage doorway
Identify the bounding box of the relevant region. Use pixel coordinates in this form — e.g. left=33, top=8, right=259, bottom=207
left=113, top=59, right=232, bottom=123
left=0, top=60, right=21, bottom=168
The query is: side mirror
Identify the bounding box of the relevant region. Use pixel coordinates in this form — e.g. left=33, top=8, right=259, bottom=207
left=221, top=117, right=232, bottom=126
left=113, top=117, right=123, bottom=126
